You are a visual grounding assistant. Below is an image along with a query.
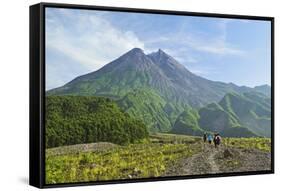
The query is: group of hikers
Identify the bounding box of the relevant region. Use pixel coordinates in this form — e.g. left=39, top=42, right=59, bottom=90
left=203, top=133, right=221, bottom=148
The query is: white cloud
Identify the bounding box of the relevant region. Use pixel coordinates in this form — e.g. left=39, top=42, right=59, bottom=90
left=187, top=19, right=244, bottom=55
left=188, top=66, right=219, bottom=76
left=188, top=69, right=209, bottom=75
left=144, top=19, right=244, bottom=57
left=187, top=39, right=244, bottom=55
left=158, top=47, right=199, bottom=64
left=46, top=8, right=145, bottom=72
left=45, top=9, right=246, bottom=90
left=179, top=26, right=244, bottom=56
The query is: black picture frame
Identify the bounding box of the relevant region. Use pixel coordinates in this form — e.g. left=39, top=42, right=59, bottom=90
left=30, top=2, right=275, bottom=189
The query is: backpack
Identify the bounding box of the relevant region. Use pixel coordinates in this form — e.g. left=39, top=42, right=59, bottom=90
left=215, top=136, right=221, bottom=144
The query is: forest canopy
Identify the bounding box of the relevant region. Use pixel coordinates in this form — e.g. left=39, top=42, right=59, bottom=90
left=46, top=96, right=149, bottom=148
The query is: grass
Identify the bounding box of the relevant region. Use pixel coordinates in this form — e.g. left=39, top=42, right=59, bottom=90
left=222, top=137, right=271, bottom=152
left=46, top=134, right=201, bottom=184
left=45, top=133, right=271, bottom=184
left=150, top=133, right=201, bottom=144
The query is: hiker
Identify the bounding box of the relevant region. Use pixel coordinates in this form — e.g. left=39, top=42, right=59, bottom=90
left=207, top=134, right=213, bottom=144
left=203, top=133, right=207, bottom=143
left=214, top=133, right=221, bottom=148
left=213, top=133, right=217, bottom=144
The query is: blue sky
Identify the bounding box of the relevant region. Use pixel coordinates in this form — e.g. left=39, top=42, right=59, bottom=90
left=46, top=8, right=271, bottom=90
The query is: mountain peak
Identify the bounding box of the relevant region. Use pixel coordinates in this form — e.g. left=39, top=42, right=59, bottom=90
left=157, top=48, right=166, bottom=54
left=151, top=48, right=169, bottom=58
left=157, top=49, right=172, bottom=59
left=118, top=48, right=146, bottom=60
left=128, top=47, right=144, bottom=54
left=121, top=48, right=147, bottom=60
left=147, top=48, right=189, bottom=75
left=148, top=49, right=170, bottom=61
left=110, top=47, right=156, bottom=71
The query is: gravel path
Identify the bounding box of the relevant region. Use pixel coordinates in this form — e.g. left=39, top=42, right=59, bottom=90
left=164, top=143, right=271, bottom=176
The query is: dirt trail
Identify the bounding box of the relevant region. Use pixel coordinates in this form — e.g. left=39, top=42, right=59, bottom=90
left=182, top=143, right=221, bottom=175
left=208, top=150, right=220, bottom=173
left=164, top=143, right=271, bottom=176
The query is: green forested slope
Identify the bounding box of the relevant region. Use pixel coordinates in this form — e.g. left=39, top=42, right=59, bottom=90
left=219, top=92, right=271, bottom=137
left=170, top=109, right=203, bottom=136
left=46, top=96, right=149, bottom=148
left=117, top=89, right=173, bottom=132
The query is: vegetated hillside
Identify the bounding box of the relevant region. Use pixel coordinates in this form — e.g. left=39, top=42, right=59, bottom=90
left=170, top=99, right=258, bottom=138
left=47, top=48, right=253, bottom=107
left=243, top=91, right=271, bottom=109
left=198, top=102, right=246, bottom=135
left=47, top=48, right=257, bottom=132
left=170, top=109, right=203, bottom=136
left=46, top=96, right=149, bottom=148
left=198, top=92, right=271, bottom=137
left=117, top=88, right=172, bottom=132
left=253, top=84, right=271, bottom=97
left=117, top=88, right=188, bottom=132
left=219, top=92, right=271, bottom=137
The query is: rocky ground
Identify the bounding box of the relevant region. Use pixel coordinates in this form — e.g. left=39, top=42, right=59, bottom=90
left=46, top=142, right=118, bottom=156
left=164, top=143, right=271, bottom=176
